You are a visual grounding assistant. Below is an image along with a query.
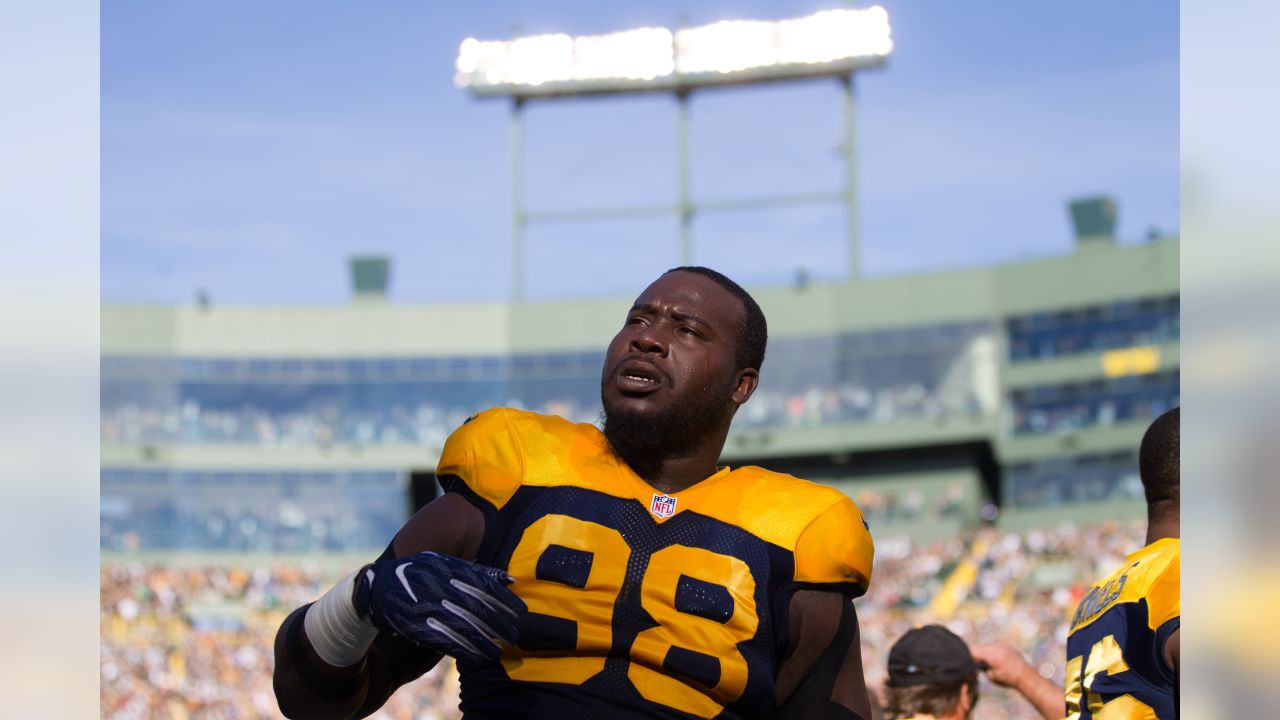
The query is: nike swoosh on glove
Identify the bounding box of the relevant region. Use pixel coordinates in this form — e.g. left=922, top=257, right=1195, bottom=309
left=352, top=551, right=527, bottom=663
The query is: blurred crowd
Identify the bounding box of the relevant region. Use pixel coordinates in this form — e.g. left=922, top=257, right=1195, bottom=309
left=99, top=380, right=981, bottom=449
left=1007, top=461, right=1145, bottom=509
left=100, top=400, right=481, bottom=449
left=1004, top=298, right=1179, bottom=362
left=102, top=370, right=1182, bottom=449
left=1010, top=387, right=1179, bottom=436
left=736, top=382, right=984, bottom=430
left=855, top=483, right=969, bottom=529
left=101, top=520, right=1144, bottom=719
left=100, top=372, right=1173, bottom=452
left=100, top=481, right=972, bottom=555
left=101, top=562, right=463, bottom=720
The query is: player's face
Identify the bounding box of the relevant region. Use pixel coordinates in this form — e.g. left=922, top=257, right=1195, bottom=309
left=600, top=271, right=749, bottom=442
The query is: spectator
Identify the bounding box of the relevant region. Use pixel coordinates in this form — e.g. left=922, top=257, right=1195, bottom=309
left=881, top=625, right=1063, bottom=720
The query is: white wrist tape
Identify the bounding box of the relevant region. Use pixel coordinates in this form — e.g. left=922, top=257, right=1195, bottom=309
left=303, top=569, right=378, bottom=668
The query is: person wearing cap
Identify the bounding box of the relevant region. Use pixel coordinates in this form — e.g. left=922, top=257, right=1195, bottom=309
left=883, top=625, right=1064, bottom=720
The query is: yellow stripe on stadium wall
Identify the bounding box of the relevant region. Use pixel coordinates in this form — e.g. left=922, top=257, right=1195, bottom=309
left=1100, top=346, right=1160, bottom=377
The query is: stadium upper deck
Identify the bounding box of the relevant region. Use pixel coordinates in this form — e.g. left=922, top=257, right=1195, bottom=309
left=102, top=231, right=1177, bottom=551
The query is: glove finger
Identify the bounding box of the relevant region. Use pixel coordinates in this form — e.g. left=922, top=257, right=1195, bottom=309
left=448, top=565, right=524, bottom=606
left=421, top=553, right=521, bottom=601
left=406, top=554, right=512, bottom=605
left=450, top=577, right=527, bottom=618
left=443, top=598, right=520, bottom=648
left=397, top=560, right=454, bottom=603
left=453, top=594, right=517, bottom=645
left=480, top=564, right=517, bottom=585
left=444, top=592, right=521, bottom=647
left=423, top=616, right=497, bottom=663
left=427, top=552, right=513, bottom=587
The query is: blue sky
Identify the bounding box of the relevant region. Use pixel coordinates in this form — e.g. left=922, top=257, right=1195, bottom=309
left=102, top=1, right=1177, bottom=304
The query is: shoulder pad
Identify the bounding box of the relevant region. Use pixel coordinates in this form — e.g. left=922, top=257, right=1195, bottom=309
left=1145, top=543, right=1180, bottom=630
left=793, top=495, right=874, bottom=596
left=436, top=408, right=524, bottom=510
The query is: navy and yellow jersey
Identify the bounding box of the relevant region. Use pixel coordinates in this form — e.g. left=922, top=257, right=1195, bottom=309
left=434, top=408, right=874, bottom=720
left=1065, top=537, right=1179, bottom=720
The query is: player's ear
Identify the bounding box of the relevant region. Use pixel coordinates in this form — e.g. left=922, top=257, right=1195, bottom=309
left=732, top=368, right=759, bottom=406
left=956, top=683, right=972, bottom=718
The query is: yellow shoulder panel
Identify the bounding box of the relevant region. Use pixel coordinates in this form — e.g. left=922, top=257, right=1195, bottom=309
left=1143, top=541, right=1180, bottom=630
left=435, top=407, right=525, bottom=510
left=1073, top=538, right=1180, bottom=634
left=692, top=468, right=874, bottom=591
left=501, top=409, right=600, bottom=489
left=793, top=494, right=874, bottom=592
left=685, top=469, right=845, bottom=546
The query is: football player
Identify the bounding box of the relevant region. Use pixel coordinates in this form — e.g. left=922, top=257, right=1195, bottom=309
left=274, top=267, right=876, bottom=719
left=1065, top=407, right=1179, bottom=718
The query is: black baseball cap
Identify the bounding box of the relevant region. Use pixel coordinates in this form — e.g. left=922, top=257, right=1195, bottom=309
left=886, top=625, right=979, bottom=688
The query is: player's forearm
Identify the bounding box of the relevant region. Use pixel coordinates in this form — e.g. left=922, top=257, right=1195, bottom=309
left=274, top=549, right=519, bottom=718
left=1011, top=668, right=1066, bottom=720
left=273, top=605, right=374, bottom=720
left=971, top=643, right=1065, bottom=720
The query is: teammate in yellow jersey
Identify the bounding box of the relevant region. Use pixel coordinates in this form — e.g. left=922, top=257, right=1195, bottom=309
left=1065, top=407, right=1179, bottom=719
left=273, top=267, right=876, bottom=720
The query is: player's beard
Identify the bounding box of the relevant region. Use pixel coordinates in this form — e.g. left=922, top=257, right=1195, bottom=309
left=599, top=381, right=733, bottom=460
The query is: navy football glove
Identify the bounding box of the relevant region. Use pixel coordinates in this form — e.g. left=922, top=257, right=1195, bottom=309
left=352, top=551, right=526, bottom=663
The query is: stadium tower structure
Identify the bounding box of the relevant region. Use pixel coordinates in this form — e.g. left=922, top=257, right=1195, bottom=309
left=453, top=6, right=894, bottom=299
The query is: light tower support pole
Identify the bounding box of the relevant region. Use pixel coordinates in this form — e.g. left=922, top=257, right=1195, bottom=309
left=677, top=91, right=692, bottom=266
left=510, top=98, right=525, bottom=300
left=841, top=74, right=860, bottom=281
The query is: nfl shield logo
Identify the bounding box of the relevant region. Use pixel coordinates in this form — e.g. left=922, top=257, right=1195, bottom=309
left=650, top=493, right=677, bottom=518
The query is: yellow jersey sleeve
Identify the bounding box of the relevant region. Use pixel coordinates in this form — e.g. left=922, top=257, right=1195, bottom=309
left=436, top=407, right=525, bottom=510
left=792, top=496, right=874, bottom=596
left=1146, top=547, right=1180, bottom=631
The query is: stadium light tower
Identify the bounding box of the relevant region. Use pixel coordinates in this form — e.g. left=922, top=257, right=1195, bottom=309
left=455, top=6, right=893, bottom=299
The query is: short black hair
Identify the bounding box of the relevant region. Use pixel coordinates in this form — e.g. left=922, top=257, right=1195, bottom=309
left=664, top=266, right=767, bottom=372
left=1139, top=406, right=1179, bottom=519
